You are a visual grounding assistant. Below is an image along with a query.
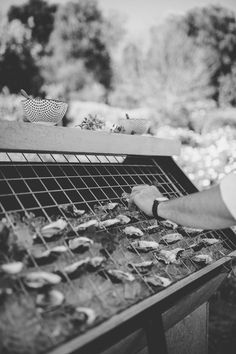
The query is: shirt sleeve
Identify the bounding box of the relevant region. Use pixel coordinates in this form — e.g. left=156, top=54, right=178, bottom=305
left=220, top=173, right=236, bottom=220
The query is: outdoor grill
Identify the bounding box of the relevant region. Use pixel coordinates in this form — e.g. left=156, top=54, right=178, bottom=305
left=0, top=121, right=236, bottom=354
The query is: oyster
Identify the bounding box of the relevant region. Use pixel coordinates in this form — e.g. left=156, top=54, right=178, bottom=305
left=64, top=258, right=90, bottom=276
left=160, top=233, right=183, bottom=245
left=155, top=248, right=184, bottom=264
left=188, top=238, right=220, bottom=252
left=128, top=260, right=153, bottom=274
left=88, top=256, right=105, bottom=270
left=106, top=202, right=119, bottom=210
left=182, top=226, right=203, bottom=233
left=117, top=215, right=131, bottom=224
left=191, top=254, right=213, bottom=265
left=160, top=220, right=178, bottom=229
left=99, top=218, right=120, bottom=228
left=36, top=289, right=64, bottom=309
left=144, top=275, right=171, bottom=288
left=68, top=237, right=94, bottom=252
left=24, top=271, right=61, bottom=289
left=128, top=240, right=159, bottom=252
left=75, top=307, right=96, bottom=326
left=106, top=269, right=135, bottom=283
left=124, top=226, right=144, bottom=237
left=50, top=245, right=68, bottom=254
left=75, top=219, right=98, bottom=231
left=201, top=238, right=220, bottom=246
left=41, top=219, right=67, bottom=239
left=1, top=262, right=24, bottom=275
left=60, top=204, right=85, bottom=217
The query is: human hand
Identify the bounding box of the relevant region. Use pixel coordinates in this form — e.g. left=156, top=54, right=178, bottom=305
left=129, top=185, right=165, bottom=216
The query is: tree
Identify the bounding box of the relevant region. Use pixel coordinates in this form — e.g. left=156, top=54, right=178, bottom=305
left=46, top=0, right=115, bottom=97
left=183, top=5, right=236, bottom=103
left=0, top=17, right=43, bottom=95
left=8, top=0, right=57, bottom=50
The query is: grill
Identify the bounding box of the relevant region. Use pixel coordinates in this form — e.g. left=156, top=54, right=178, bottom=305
left=0, top=121, right=236, bottom=354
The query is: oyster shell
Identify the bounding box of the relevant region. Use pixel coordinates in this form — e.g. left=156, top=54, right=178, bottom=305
left=106, top=269, right=135, bottom=283
left=24, top=271, right=61, bottom=288
left=124, top=226, right=144, bottom=237
left=36, top=289, right=64, bottom=309
left=68, top=237, right=93, bottom=251
left=1, top=262, right=24, bottom=275
left=117, top=215, right=131, bottom=224
left=99, top=218, right=120, bottom=228
left=128, top=260, right=153, bottom=274
left=75, top=219, right=98, bottom=231
left=160, top=233, right=183, bottom=245
left=106, top=202, right=119, bottom=210
left=75, top=307, right=96, bottom=326
left=50, top=245, right=68, bottom=254
left=144, top=275, right=171, bottom=288
left=160, top=220, right=178, bottom=229
left=182, top=226, right=203, bottom=233
left=191, top=254, right=213, bottom=265
left=128, top=240, right=159, bottom=252
left=60, top=204, right=85, bottom=217
left=88, top=256, right=105, bottom=270
left=41, top=219, right=67, bottom=238
left=201, top=238, right=220, bottom=246
left=155, top=248, right=184, bottom=264
left=64, top=258, right=90, bottom=276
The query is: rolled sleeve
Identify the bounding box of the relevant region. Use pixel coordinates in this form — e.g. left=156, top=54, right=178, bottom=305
left=220, top=173, right=236, bottom=220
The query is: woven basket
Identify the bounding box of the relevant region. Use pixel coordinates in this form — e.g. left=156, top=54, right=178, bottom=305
left=117, top=118, right=150, bottom=134
left=21, top=98, right=68, bottom=125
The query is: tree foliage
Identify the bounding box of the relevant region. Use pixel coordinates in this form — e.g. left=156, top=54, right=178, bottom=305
left=8, top=0, right=57, bottom=48
left=47, top=0, right=114, bottom=95
left=0, top=18, right=43, bottom=95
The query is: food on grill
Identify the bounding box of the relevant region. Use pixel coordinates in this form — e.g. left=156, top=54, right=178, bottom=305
left=188, top=238, right=220, bottom=252
left=24, top=271, right=62, bottom=289
left=40, top=219, right=67, bottom=238
left=64, top=258, right=90, bottom=277
left=155, top=248, right=184, bottom=264
left=201, top=238, right=220, bottom=246
left=76, top=307, right=96, bottom=326
left=144, top=275, right=172, bottom=288
left=128, top=240, right=160, bottom=252
left=68, top=236, right=94, bottom=251
left=99, top=218, right=120, bottom=228
left=182, top=226, right=203, bottom=233
left=128, top=260, right=154, bottom=274
left=88, top=256, right=105, bottom=270
left=124, top=226, right=144, bottom=237
left=1, top=261, right=24, bottom=275
left=105, top=202, right=119, bottom=210
left=36, top=289, right=65, bottom=309
left=75, top=219, right=98, bottom=231
left=60, top=204, right=85, bottom=217
left=191, top=254, right=213, bottom=265
left=105, top=269, right=135, bottom=283
left=160, top=233, right=183, bottom=244
left=160, top=220, right=178, bottom=229
left=117, top=215, right=131, bottom=224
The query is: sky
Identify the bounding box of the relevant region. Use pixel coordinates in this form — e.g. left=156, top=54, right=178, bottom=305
left=1, top=0, right=236, bottom=39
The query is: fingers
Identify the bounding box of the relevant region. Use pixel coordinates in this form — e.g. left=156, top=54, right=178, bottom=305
left=131, top=184, right=149, bottom=193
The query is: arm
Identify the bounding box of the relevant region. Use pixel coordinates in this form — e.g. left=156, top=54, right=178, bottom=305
left=158, top=185, right=235, bottom=229
left=129, top=182, right=236, bottom=230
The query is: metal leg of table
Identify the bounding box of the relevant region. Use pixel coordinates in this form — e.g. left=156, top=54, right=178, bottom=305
left=165, top=302, right=209, bottom=354
left=145, top=315, right=168, bottom=354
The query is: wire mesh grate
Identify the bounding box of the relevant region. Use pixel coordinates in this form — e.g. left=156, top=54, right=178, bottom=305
left=0, top=151, right=236, bottom=354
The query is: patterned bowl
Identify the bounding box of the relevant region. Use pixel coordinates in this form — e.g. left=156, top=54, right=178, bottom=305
left=21, top=97, right=68, bottom=126
left=117, top=118, right=150, bottom=134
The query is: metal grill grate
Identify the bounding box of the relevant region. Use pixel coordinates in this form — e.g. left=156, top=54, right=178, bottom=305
left=1, top=147, right=236, bottom=354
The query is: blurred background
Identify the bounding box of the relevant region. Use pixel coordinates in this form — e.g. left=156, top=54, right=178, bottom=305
left=1, top=1, right=236, bottom=352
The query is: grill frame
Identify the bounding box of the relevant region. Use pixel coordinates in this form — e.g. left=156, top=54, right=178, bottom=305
left=0, top=121, right=235, bottom=354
